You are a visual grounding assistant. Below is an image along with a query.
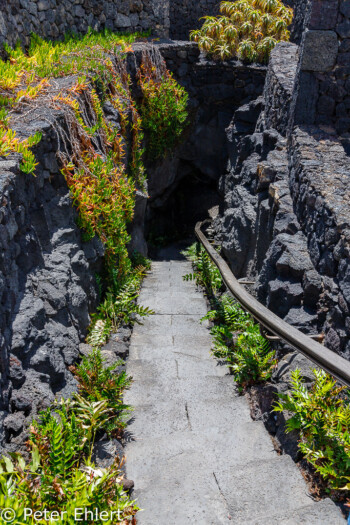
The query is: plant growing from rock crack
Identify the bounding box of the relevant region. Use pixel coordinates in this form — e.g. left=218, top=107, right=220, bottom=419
left=0, top=347, right=138, bottom=522
left=182, top=242, right=223, bottom=296
left=87, top=262, right=154, bottom=348
left=190, top=0, right=293, bottom=62
left=274, top=369, right=350, bottom=492
left=71, top=348, right=133, bottom=436
left=183, top=243, right=276, bottom=388
left=138, top=53, right=188, bottom=159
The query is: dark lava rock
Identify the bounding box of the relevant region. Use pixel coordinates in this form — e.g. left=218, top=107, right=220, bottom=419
left=92, top=439, right=125, bottom=469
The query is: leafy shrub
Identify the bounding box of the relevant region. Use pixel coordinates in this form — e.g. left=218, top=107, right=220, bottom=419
left=71, top=348, right=132, bottom=435
left=190, top=0, right=293, bottom=62
left=183, top=243, right=276, bottom=388
left=204, top=295, right=276, bottom=387
left=87, top=264, right=154, bottom=347
left=274, top=369, right=350, bottom=491
left=139, top=54, right=188, bottom=159
left=0, top=348, right=138, bottom=523
left=227, top=324, right=276, bottom=386
left=63, top=152, right=135, bottom=273
left=182, top=243, right=223, bottom=296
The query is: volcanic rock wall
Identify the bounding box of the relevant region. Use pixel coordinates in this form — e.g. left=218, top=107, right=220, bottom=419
left=292, top=0, right=350, bottom=135
left=0, top=117, right=104, bottom=452
left=0, top=0, right=170, bottom=48
left=169, top=0, right=219, bottom=40
left=0, top=0, right=220, bottom=48
left=215, top=0, right=350, bottom=358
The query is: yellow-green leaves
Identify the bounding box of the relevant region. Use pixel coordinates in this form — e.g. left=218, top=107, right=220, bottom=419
left=139, top=56, right=188, bottom=160
left=191, top=0, right=293, bottom=62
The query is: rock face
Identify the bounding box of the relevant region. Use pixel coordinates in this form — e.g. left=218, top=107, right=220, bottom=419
left=0, top=71, right=141, bottom=452
left=292, top=0, right=350, bottom=135
left=135, top=41, right=266, bottom=238
left=0, top=151, right=103, bottom=453
left=169, top=0, right=219, bottom=40
left=215, top=16, right=350, bottom=359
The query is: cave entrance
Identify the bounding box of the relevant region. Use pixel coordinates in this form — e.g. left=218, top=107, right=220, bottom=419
left=146, top=164, right=222, bottom=260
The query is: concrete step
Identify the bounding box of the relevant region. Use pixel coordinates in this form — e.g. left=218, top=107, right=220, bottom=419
left=134, top=314, right=210, bottom=336
left=126, top=423, right=276, bottom=481
left=213, top=456, right=322, bottom=523
left=127, top=397, right=252, bottom=438
left=124, top=374, right=241, bottom=406
left=137, top=293, right=208, bottom=315
left=246, top=499, right=344, bottom=525
left=125, top=260, right=345, bottom=524
left=132, top=465, right=232, bottom=525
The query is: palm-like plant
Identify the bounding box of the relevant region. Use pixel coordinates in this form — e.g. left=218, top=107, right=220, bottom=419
left=190, top=0, right=293, bottom=63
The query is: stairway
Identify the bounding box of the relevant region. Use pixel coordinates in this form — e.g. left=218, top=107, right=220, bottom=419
left=124, top=260, right=344, bottom=524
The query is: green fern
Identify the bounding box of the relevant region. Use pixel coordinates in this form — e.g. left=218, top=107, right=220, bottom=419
left=182, top=243, right=222, bottom=295
left=71, top=348, right=132, bottom=435
left=88, top=264, right=154, bottom=347
left=183, top=242, right=276, bottom=389
left=274, top=369, right=350, bottom=490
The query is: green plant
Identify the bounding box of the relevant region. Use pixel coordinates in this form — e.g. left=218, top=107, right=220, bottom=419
left=87, top=265, right=154, bottom=347
left=227, top=324, right=276, bottom=387
left=139, top=54, right=188, bottom=159
left=203, top=295, right=275, bottom=388
left=274, top=369, right=350, bottom=491
left=71, top=349, right=132, bottom=435
left=0, top=346, right=138, bottom=523
left=183, top=243, right=276, bottom=389
left=62, top=152, right=135, bottom=273
left=0, top=453, right=137, bottom=524
left=190, top=0, right=293, bottom=62
left=182, top=243, right=223, bottom=296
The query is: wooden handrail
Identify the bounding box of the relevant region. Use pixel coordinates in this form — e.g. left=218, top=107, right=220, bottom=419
left=195, top=220, right=350, bottom=387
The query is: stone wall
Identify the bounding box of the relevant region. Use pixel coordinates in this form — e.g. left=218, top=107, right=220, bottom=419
left=261, top=42, right=298, bottom=135
left=289, top=0, right=312, bottom=44
left=293, top=0, right=350, bottom=136
left=169, top=0, right=219, bottom=40
left=0, top=0, right=221, bottom=49
left=0, top=0, right=170, bottom=48
left=215, top=36, right=350, bottom=358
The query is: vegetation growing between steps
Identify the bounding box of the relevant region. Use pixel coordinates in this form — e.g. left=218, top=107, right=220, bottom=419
left=275, top=369, right=350, bottom=494
left=183, top=243, right=276, bottom=389
left=183, top=245, right=350, bottom=501
left=0, top=349, right=138, bottom=524
left=190, top=0, right=293, bottom=62
left=87, top=259, right=153, bottom=348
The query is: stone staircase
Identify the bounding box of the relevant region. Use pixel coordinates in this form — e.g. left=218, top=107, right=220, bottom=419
left=125, top=260, right=344, bottom=524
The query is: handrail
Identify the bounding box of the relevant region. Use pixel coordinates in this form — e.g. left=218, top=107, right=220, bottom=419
left=195, top=220, right=350, bottom=387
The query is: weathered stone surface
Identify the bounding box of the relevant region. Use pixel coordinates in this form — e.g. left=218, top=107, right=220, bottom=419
left=92, top=439, right=125, bottom=469
left=301, top=30, right=339, bottom=72
left=263, top=42, right=299, bottom=135
left=125, top=261, right=343, bottom=523
left=0, top=0, right=172, bottom=49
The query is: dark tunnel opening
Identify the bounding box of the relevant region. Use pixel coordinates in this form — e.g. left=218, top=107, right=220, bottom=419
left=146, top=165, right=222, bottom=259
